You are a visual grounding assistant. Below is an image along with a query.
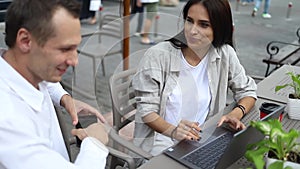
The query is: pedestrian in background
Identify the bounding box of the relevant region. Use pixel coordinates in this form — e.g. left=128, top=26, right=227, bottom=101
left=251, top=0, right=272, bottom=19
left=130, top=0, right=144, bottom=37
left=79, top=0, right=101, bottom=24
left=138, top=0, right=159, bottom=45
left=241, top=0, right=254, bottom=6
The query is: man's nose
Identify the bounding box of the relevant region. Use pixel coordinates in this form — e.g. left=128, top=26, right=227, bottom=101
left=66, top=50, right=79, bottom=66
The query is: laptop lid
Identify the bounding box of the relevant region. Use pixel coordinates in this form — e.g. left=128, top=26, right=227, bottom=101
left=164, top=105, right=285, bottom=169
left=215, top=105, right=285, bottom=169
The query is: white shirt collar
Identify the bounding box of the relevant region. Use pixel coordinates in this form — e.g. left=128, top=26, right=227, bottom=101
left=0, top=49, right=44, bottom=112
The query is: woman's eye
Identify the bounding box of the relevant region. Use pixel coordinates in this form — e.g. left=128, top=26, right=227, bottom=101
left=186, top=18, right=193, bottom=24
left=199, top=22, right=210, bottom=28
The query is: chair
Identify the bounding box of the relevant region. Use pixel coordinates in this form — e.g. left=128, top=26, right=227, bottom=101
left=77, top=13, right=123, bottom=77
left=108, top=68, right=153, bottom=169
left=62, top=14, right=123, bottom=99
left=55, top=106, right=75, bottom=161
left=55, top=106, right=138, bottom=168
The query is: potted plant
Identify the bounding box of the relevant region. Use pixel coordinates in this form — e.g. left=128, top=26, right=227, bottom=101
left=275, top=71, right=300, bottom=120
left=245, top=119, right=300, bottom=169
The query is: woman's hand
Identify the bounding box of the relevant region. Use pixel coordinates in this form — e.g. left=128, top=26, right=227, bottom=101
left=217, top=114, right=246, bottom=131
left=142, top=113, right=201, bottom=141
left=173, top=120, right=201, bottom=141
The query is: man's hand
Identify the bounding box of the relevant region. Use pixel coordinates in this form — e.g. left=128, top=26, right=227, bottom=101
left=71, top=123, right=109, bottom=145
left=60, top=94, right=106, bottom=125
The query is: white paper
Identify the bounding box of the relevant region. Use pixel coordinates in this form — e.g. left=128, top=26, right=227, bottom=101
left=89, top=0, right=101, bottom=11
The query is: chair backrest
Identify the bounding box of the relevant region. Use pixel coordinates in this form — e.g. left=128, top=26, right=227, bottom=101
left=109, top=68, right=137, bottom=132
left=108, top=68, right=153, bottom=169
left=55, top=106, right=76, bottom=161
left=97, top=14, right=123, bottom=42
left=80, top=13, right=122, bottom=41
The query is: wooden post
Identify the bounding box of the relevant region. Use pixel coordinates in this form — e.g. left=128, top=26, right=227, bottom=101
left=123, top=0, right=130, bottom=70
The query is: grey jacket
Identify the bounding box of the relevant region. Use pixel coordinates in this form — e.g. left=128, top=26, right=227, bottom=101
left=132, top=41, right=257, bottom=153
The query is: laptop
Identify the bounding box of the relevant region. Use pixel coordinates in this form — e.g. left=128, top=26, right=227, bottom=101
left=163, top=105, right=285, bottom=169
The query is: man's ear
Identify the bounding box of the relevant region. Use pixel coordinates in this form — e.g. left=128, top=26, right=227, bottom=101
left=15, top=28, right=32, bottom=53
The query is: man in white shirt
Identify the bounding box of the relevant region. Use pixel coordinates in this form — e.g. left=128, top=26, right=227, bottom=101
left=0, top=0, right=109, bottom=169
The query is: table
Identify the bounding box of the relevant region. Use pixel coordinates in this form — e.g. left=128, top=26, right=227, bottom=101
left=138, top=66, right=300, bottom=169
left=138, top=98, right=299, bottom=169
left=256, top=65, right=300, bottom=104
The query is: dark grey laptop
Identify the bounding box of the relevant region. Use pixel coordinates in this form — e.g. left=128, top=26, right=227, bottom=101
left=163, top=105, right=285, bottom=169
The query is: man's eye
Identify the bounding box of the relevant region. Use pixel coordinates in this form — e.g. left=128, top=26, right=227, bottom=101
left=61, top=48, right=69, bottom=52
left=61, top=47, right=73, bottom=52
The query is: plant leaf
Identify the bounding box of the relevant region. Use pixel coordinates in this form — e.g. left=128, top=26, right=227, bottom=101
left=245, top=147, right=269, bottom=169
left=251, top=119, right=282, bottom=136
left=275, top=71, right=300, bottom=98
left=275, top=84, right=289, bottom=92
left=247, top=119, right=300, bottom=169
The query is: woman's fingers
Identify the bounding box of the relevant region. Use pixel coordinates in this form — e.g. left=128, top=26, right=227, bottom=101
left=177, top=120, right=201, bottom=141
left=219, top=115, right=246, bottom=130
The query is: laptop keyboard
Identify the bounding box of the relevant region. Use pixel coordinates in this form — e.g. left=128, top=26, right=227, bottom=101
left=182, top=132, right=233, bottom=169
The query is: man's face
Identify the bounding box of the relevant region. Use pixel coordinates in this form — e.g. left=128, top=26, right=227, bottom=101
left=28, top=7, right=81, bottom=84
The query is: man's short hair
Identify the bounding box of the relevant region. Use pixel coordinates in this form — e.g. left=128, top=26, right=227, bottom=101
left=5, top=0, right=81, bottom=48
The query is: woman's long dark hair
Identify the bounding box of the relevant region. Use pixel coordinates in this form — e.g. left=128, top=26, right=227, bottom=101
left=167, top=0, right=234, bottom=49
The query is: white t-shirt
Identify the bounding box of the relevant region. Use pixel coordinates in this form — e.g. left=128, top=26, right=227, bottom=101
left=151, top=52, right=211, bottom=156
left=165, top=52, right=211, bottom=125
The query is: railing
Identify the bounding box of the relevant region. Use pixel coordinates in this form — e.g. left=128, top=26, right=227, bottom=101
left=263, top=27, right=300, bottom=77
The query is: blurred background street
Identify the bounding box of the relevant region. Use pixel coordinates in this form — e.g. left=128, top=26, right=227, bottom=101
left=0, top=0, right=298, bottom=163
left=68, top=0, right=300, bottom=113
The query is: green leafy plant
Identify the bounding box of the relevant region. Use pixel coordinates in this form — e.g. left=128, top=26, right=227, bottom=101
left=275, top=72, right=300, bottom=99
left=245, top=119, right=300, bottom=169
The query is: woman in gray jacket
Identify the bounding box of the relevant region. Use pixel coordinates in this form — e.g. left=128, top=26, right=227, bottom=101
left=132, top=0, right=257, bottom=156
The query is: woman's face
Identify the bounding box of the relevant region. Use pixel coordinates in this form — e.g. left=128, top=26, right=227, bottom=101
left=184, top=3, right=213, bottom=51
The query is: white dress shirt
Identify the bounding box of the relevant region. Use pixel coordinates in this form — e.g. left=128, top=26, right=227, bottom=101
left=0, top=51, right=108, bottom=169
